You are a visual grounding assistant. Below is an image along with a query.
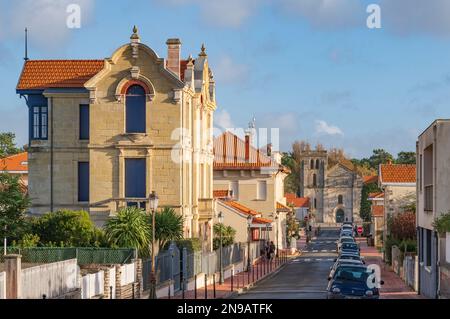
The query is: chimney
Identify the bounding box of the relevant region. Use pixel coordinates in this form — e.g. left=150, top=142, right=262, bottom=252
left=245, top=135, right=250, bottom=162
left=166, top=38, right=182, bottom=79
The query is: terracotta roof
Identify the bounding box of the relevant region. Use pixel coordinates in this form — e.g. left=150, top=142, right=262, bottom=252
left=277, top=202, right=292, bottom=212
left=285, top=193, right=310, bottom=208
left=17, top=60, right=104, bottom=90
left=214, top=131, right=280, bottom=170
left=372, top=205, right=384, bottom=218
left=380, top=164, right=416, bottom=184
left=213, top=190, right=230, bottom=198
left=0, top=152, right=28, bottom=172
left=219, top=200, right=260, bottom=217
left=180, top=60, right=189, bottom=81
left=363, top=175, right=378, bottom=185
left=368, top=192, right=384, bottom=199
left=253, top=217, right=273, bottom=224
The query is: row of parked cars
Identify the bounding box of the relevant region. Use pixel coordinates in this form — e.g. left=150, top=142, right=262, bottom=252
left=326, top=222, right=384, bottom=299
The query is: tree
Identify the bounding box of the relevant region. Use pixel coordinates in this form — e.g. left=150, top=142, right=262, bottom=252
left=0, top=173, right=30, bottom=242
left=396, top=152, right=416, bottom=165
left=33, top=210, right=104, bottom=247
left=152, top=207, right=184, bottom=251
left=104, top=207, right=151, bottom=254
left=286, top=211, right=300, bottom=240
left=0, top=133, right=22, bottom=158
left=360, top=182, right=381, bottom=222
left=368, top=149, right=394, bottom=169
left=389, top=212, right=416, bottom=240
left=213, top=223, right=236, bottom=250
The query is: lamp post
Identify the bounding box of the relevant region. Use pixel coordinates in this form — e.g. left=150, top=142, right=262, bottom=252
left=218, top=211, right=224, bottom=285
left=247, top=215, right=253, bottom=272
left=148, top=191, right=159, bottom=299
left=275, top=214, right=279, bottom=258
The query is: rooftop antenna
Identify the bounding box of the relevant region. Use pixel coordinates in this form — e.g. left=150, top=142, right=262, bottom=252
left=24, top=28, right=29, bottom=61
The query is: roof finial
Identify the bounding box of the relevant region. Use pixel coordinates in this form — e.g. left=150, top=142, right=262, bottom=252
left=130, top=25, right=140, bottom=41
left=199, top=43, right=207, bottom=56
left=24, top=28, right=29, bottom=61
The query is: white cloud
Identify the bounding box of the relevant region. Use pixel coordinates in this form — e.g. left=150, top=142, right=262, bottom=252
left=380, top=0, right=450, bottom=37
left=214, top=109, right=235, bottom=131
left=158, top=0, right=261, bottom=28
left=3, top=0, right=94, bottom=51
left=213, top=55, right=249, bottom=84
left=315, top=120, right=344, bottom=136
left=278, top=0, right=364, bottom=30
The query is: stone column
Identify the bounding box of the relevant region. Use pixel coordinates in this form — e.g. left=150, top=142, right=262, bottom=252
left=115, top=265, right=122, bottom=299
left=5, top=254, right=22, bottom=299
left=134, top=259, right=142, bottom=298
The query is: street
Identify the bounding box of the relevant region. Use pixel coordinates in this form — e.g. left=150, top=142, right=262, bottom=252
left=235, top=228, right=340, bottom=299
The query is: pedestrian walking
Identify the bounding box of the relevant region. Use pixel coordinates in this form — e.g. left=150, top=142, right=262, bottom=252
left=269, top=241, right=275, bottom=261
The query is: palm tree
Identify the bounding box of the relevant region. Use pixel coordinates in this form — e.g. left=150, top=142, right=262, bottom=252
left=104, top=207, right=151, bottom=255
left=151, top=207, right=183, bottom=251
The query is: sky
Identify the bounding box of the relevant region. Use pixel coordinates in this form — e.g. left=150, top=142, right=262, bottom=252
left=1, top=0, right=450, bottom=158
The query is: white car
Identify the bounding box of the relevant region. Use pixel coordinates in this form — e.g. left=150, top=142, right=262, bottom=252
left=337, top=236, right=356, bottom=251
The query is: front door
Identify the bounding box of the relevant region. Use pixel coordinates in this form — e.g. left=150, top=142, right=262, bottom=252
left=336, top=209, right=345, bottom=223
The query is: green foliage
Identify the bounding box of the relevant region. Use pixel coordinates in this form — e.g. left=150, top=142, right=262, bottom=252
left=0, top=132, right=22, bottom=158
left=396, top=152, right=416, bottom=165
left=213, top=223, right=236, bottom=250
left=32, top=210, right=102, bottom=247
left=282, top=152, right=300, bottom=195
left=433, top=212, right=450, bottom=235
left=104, top=207, right=151, bottom=255
left=151, top=207, right=184, bottom=251
left=286, top=212, right=300, bottom=239
left=167, top=238, right=202, bottom=252
left=17, top=233, right=40, bottom=248
left=384, top=236, right=417, bottom=265
left=360, top=182, right=381, bottom=222
left=0, top=173, right=30, bottom=241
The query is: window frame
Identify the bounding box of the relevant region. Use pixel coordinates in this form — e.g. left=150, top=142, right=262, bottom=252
left=79, top=104, right=90, bottom=140
left=125, top=85, right=147, bottom=134
left=31, top=106, right=48, bottom=140
left=78, top=162, right=90, bottom=202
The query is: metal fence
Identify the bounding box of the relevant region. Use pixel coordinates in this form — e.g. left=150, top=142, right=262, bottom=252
left=142, top=244, right=181, bottom=291
left=0, top=247, right=136, bottom=265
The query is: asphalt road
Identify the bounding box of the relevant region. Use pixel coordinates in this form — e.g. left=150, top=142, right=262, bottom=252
left=235, top=228, right=340, bottom=299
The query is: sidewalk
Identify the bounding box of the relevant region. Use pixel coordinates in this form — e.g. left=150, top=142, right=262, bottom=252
left=357, top=237, right=425, bottom=299
left=158, top=253, right=291, bottom=300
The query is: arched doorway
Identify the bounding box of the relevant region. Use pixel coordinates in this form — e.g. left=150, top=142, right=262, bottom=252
left=336, top=209, right=345, bottom=223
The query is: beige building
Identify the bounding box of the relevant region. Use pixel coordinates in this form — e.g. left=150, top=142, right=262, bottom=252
left=417, top=119, right=450, bottom=299
left=213, top=129, right=290, bottom=249
left=368, top=191, right=384, bottom=247
left=16, top=28, right=217, bottom=251
left=298, top=149, right=363, bottom=224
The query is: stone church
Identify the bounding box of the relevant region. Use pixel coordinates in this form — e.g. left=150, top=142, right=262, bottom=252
left=299, top=150, right=363, bottom=224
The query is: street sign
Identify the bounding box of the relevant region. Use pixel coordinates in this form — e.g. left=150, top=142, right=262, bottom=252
left=357, top=226, right=363, bottom=235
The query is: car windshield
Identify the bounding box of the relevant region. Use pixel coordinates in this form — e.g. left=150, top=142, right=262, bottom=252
left=340, top=255, right=360, bottom=261
left=340, top=238, right=354, bottom=242
left=334, top=266, right=370, bottom=283
left=342, top=243, right=358, bottom=250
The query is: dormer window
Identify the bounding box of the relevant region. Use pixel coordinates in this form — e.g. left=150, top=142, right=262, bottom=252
left=126, top=85, right=146, bottom=133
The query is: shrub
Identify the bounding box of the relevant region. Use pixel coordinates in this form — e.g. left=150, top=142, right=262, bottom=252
left=165, top=238, right=202, bottom=252
left=389, top=211, right=416, bottom=240
left=213, top=223, right=236, bottom=250
left=433, top=212, right=450, bottom=235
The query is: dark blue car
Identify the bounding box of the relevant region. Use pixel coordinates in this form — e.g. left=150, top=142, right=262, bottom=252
left=326, top=265, right=384, bottom=299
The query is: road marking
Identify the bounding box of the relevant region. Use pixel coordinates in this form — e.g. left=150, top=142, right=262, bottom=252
left=312, top=250, right=318, bottom=253
left=321, top=250, right=328, bottom=252
left=327, top=258, right=334, bottom=261
left=304, top=258, right=311, bottom=262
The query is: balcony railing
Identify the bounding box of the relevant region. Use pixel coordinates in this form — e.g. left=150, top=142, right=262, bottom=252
left=424, top=185, right=433, bottom=212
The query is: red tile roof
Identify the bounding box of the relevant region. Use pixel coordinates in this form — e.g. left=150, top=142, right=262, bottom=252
left=0, top=152, right=28, bottom=172
left=380, top=164, right=416, bottom=184
left=372, top=205, right=384, bottom=218
left=363, top=175, right=378, bottom=185
left=368, top=192, right=384, bottom=199
left=220, top=200, right=260, bottom=217
left=253, top=217, right=273, bottom=224
left=214, top=132, right=280, bottom=170
left=276, top=202, right=292, bottom=212
left=213, top=190, right=230, bottom=198
left=285, top=193, right=310, bottom=208
left=17, top=60, right=104, bottom=90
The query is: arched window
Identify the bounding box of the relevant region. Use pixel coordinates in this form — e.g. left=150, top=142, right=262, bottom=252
left=312, top=174, right=317, bottom=187
left=126, top=85, right=146, bottom=133
left=310, top=159, right=314, bottom=169
left=316, top=159, right=320, bottom=169
left=338, top=195, right=343, bottom=205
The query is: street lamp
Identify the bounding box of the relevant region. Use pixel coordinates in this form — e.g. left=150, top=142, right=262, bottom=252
left=148, top=191, right=159, bottom=299
left=275, top=213, right=279, bottom=258
left=247, top=215, right=253, bottom=272
left=218, top=211, right=224, bottom=284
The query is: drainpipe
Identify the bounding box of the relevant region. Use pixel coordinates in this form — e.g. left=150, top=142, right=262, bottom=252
left=50, top=97, right=54, bottom=212
left=433, top=125, right=439, bottom=299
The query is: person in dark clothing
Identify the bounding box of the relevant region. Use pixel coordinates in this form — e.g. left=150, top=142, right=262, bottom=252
left=269, top=241, right=276, bottom=260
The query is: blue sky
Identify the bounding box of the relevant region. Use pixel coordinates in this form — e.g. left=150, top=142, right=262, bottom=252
left=1, top=0, right=450, bottom=158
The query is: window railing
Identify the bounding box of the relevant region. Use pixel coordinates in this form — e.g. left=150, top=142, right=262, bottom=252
left=424, top=185, right=433, bottom=212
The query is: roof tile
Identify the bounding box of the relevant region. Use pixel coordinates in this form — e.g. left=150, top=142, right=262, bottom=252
left=0, top=152, right=28, bottom=172
left=380, top=164, right=416, bottom=184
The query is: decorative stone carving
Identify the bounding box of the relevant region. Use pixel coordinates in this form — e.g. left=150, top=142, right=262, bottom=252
left=130, top=66, right=140, bottom=79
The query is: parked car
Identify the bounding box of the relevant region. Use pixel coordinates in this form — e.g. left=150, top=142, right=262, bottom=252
left=327, top=265, right=384, bottom=299
left=337, top=236, right=356, bottom=251
left=340, top=242, right=360, bottom=255
left=336, top=253, right=365, bottom=264
left=329, top=259, right=364, bottom=278
left=340, top=229, right=353, bottom=237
